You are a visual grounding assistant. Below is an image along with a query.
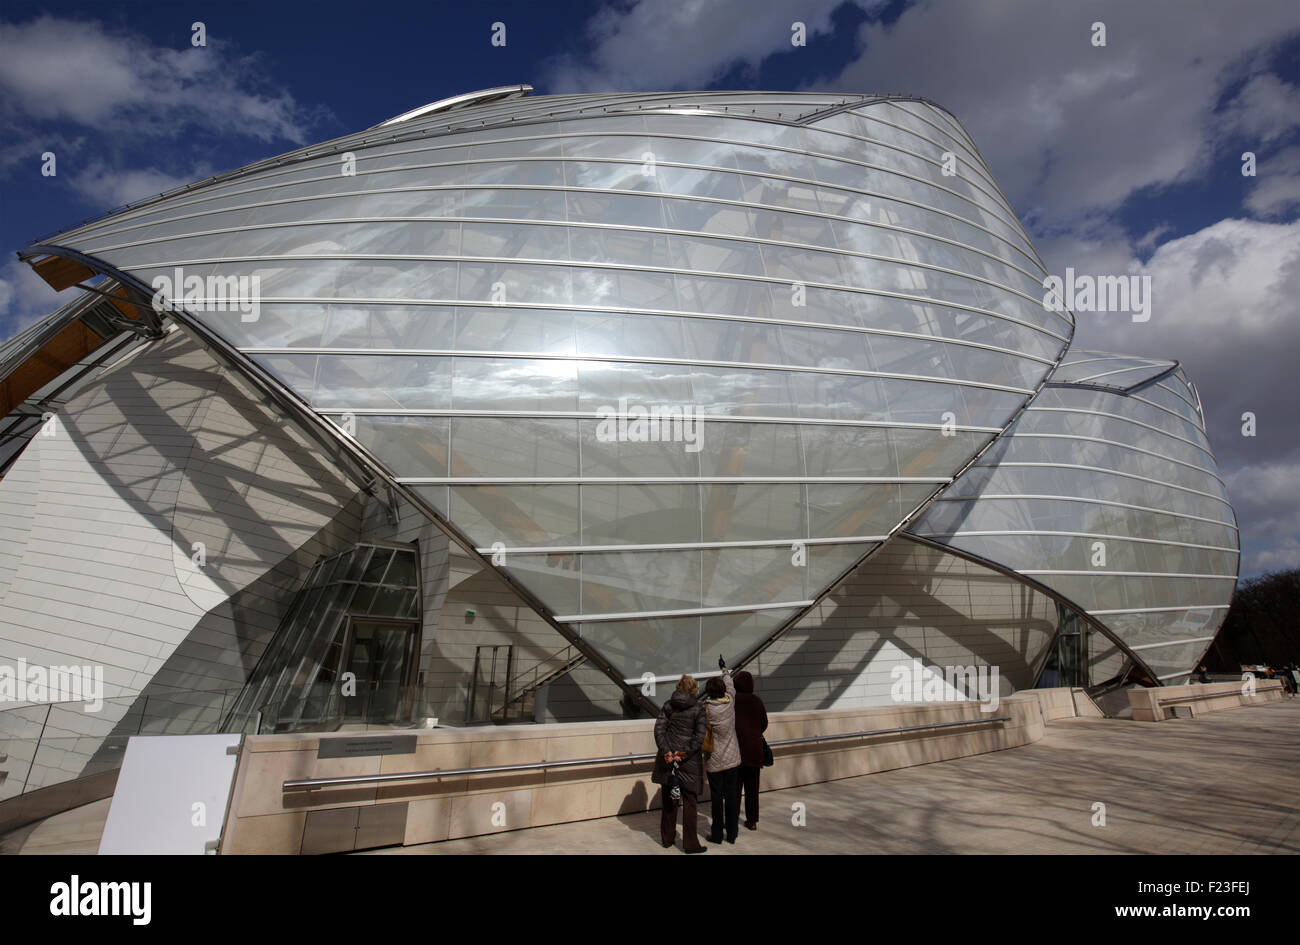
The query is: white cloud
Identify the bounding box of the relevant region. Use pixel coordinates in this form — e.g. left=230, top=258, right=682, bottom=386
left=1035, top=216, right=1300, bottom=578
left=542, top=0, right=873, bottom=93
left=545, top=1, right=1299, bottom=229
left=1251, top=540, right=1300, bottom=574
left=70, top=161, right=216, bottom=209
left=1135, top=223, right=1173, bottom=253
left=1074, top=217, right=1300, bottom=342
left=1225, top=460, right=1300, bottom=574
left=818, top=0, right=1300, bottom=224
left=0, top=258, right=65, bottom=342
left=1245, top=145, right=1300, bottom=218
left=1034, top=216, right=1141, bottom=285
left=0, top=16, right=323, bottom=145
left=1222, top=73, right=1300, bottom=146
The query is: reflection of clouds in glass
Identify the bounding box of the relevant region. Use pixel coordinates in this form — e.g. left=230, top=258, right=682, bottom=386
left=43, top=90, right=1159, bottom=681
left=453, top=359, right=580, bottom=409
left=573, top=269, right=615, bottom=304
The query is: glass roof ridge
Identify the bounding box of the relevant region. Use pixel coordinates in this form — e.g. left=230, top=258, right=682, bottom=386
left=374, top=84, right=535, bottom=127
left=30, top=90, right=972, bottom=248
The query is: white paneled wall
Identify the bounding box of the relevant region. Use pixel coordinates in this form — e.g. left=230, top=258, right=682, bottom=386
left=0, top=329, right=362, bottom=795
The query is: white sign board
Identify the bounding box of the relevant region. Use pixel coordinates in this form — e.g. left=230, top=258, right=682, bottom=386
left=98, top=733, right=242, bottom=855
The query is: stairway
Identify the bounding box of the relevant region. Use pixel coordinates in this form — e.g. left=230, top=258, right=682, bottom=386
left=493, top=645, right=588, bottom=723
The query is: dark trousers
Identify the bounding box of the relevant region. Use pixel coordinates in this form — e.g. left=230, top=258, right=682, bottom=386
left=739, top=765, right=761, bottom=825
left=661, top=789, right=700, bottom=848
left=706, top=767, right=741, bottom=841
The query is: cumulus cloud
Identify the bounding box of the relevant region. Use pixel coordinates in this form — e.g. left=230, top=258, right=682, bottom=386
left=542, top=0, right=875, bottom=93
left=0, top=258, right=64, bottom=340
left=1135, top=223, right=1174, bottom=254
left=1065, top=218, right=1300, bottom=441
left=0, top=16, right=332, bottom=341
left=1221, top=73, right=1300, bottom=146
left=1055, top=217, right=1300, bottom=577
left=0, top=14, right=330, bottom=236
left=1226, top=461, right=1300, bottom=574
left=1245, top=145, right=1300, bottom=218
left=0, top=16, right=322, bottom=145
left=70, top=161, right=217, bottom=209
left=818, top=0, right=1300, bottom=225
left=1069, top=217, right=1300, bottom=344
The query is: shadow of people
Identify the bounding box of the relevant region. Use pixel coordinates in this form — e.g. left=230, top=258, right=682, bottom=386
left=616, top=781, right=665, bottom=846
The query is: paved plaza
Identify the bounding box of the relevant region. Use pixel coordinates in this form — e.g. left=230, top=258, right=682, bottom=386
left=367, top=700, right=1300, bottom=855
left=6, top=700, right=1295, bottom=855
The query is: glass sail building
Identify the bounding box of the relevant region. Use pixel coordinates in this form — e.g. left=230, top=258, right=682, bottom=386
left=0, top=87, right=1237, bottom=797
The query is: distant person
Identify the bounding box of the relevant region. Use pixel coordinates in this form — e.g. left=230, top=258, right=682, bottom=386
left=1281, top=662, right=1298, bottom=696
left=652, top=674, right=708, bottom=853
left=1197, top=665, right=1211, bottom=684
left=733, top=668, right=769, bottom=832
left=703, top=659, right=741, bottom=845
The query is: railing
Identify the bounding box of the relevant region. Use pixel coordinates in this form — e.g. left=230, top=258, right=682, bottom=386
left=282, top=714, right=1011, bottom=791
left=495, top=645, right=587, bottom=722
left=1158, top=685, right=1284, bottom=706
left=0, top=678, right=498, bottom=804
left=248, top=683, right=472, bottom=735
left=0, top=687, right=243, bottom=801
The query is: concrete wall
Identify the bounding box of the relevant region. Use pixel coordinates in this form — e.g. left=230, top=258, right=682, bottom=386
left=1073, top=688, right=1105, bottom=718
left=1129, top=680, right=1286, bottom=721
left=217, top=692, right=1044, bottom=853
left=1021, top=687, right=1104, bottom=722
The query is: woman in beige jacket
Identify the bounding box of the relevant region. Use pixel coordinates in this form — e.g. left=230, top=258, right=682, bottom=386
left=702, top=667, right=741, bottom=843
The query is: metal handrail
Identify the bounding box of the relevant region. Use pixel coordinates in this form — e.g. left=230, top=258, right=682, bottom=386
left=0, top=684, right=244, bottom=717
left=1158, top=685, right=1284, bottom=705
left=766, top=716, right=1010, bottom=748
left=282, top=714, right=1012, bottom=791
left=0, top=685, right=246, bottom=799
left=497, top=645, right=586, bottom=719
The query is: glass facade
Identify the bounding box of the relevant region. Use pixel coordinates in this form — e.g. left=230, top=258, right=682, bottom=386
left=909, top=353, right=1239, bottom=684
left=225, top=542, right=421, bottom=733
left=26, top=90, right=1234, bottom=688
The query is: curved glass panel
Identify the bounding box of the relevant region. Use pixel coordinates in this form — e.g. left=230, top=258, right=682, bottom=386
left=909, top=358, right=1238, bottom=681
left=37, top=91, right=1072, bottom=679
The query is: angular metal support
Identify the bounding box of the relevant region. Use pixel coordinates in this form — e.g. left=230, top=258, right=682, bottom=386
left=385, top=485, right=401, bottom=526
left=66, top=280, right=167, bottom=338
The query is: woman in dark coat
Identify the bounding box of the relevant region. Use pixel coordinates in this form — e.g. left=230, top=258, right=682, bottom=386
left=651, top=674, right=708, bottom=852
left=732, top=670, right=768, bottom=831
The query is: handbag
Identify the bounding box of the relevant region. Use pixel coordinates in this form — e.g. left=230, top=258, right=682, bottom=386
left=761, top=737, right=774, bottom=767
left=701, top=709, right=715, bottom=754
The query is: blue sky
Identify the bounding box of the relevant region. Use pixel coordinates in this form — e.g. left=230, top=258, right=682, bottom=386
left=1, top=0, right=1298, bottom=576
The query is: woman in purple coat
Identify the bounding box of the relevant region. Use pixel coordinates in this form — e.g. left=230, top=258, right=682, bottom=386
left=732, top=670, right=768, bottom=830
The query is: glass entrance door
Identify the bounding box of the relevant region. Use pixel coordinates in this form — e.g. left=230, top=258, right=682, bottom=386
left=465, top=644, right=513, bottom=723
left=342, top=619, right=419, bottom=723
